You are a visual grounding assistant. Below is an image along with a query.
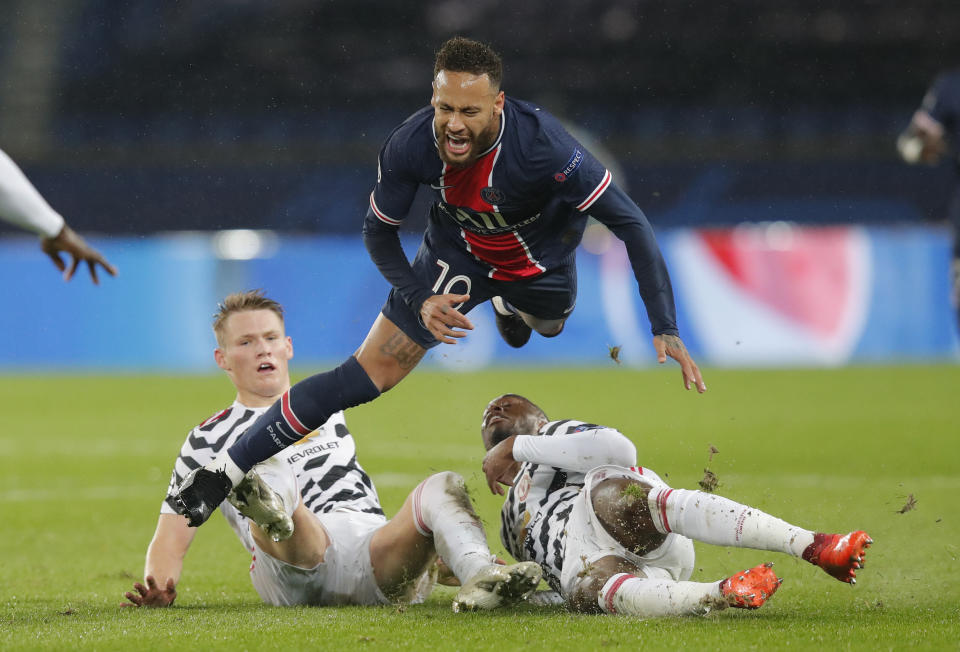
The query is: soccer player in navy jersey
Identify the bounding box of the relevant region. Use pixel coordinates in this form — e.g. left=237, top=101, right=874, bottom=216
left=479, top=394, right=873, bottom=617
left=898, top=67, right=960, bottom=332
left=175, top=36, right=704, bottom=527
left=124, top=291, right=541, bottom=610
left=0, top=147, right=116, bottom=283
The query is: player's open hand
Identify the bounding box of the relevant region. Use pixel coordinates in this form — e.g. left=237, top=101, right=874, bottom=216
left=653, top=334, right=706, bottom=393
left=41, top=224, right=117, bottom=284
left=420, top=293, right=474, bottom=344
left=121, top=575, right=177, bottom=608
left=482, top=435, right=521, bottom=495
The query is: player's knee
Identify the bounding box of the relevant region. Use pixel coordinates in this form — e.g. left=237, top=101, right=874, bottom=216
left=414, top=471, right=475, bottom=533
left=592, top=478, right=666, bottom=554
left=592, top=478, right=651, bottom=521
left=521, top=315, right=566, bottom=337
left=421, top=471, right=471, bottom=508
left=538, top=323, right=564, bottom=338
left=426, top=470, right=465, bottom=493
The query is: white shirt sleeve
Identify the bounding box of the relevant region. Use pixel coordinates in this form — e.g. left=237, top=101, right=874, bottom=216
left=512, top=427, right=637, bottom=473
left=0, top=148, right=65, bottom=237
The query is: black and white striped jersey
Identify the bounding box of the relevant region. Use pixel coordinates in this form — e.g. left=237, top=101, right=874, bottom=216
left=161, top=401, right=384, bottom=547
left=499, top=419, right=609, bottom=592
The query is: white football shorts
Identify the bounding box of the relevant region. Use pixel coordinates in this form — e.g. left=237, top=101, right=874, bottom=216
left=248, top=509, right=433, bottom=606
left=559, top=465, right=695, bottom=598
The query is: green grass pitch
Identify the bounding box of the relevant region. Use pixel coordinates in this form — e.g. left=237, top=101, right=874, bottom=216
left=1, top=364, right=957, bottom=650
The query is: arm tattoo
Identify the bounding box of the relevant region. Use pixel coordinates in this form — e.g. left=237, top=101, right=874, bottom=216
left=661, top=334, right=686, bottom=355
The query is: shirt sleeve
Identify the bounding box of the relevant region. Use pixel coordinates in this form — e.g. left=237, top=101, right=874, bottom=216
left=586, top=183, right=678, bottom=336
left=362, top=128, right=435, bottom=312
left=362, top=208, right=434, bottom=313
left=922, top=73, right=958, bottom=130
left=535, top=122, right=678, bottom=335
left=369, top=129, right=421, bottom=228
left=512, top=427, right=637, bottom=473
left=160, top=427, right=218, bottom=515
left=535, top=119, right=612, bottom=211
left=0, top=148, right=65, bottom=237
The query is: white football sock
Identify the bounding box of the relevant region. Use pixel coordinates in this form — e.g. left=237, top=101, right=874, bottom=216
left=599, top=573, right=725, bottom=617
left=411, top=472, right=496, bottom=582
left=208, top=450, right=246, bottom=487
left=491, top=296, right=516, bottom=316
left=647, top=486, right=814, bottom=557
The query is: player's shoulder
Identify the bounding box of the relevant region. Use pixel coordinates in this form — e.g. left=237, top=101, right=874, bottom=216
left=195, top=405, right=236, bottom=430
left=189, top=401, right=261, bottom=439
left=505, top=97, right=570, bottom=143
left=382, top=105, right=435, bottom=150
left=505, top=96, right=584, bottom=176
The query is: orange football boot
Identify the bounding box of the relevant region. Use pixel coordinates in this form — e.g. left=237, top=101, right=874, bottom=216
left=802, top=531, right=873, bottom=584
left=720, top=562, right=783, bottom=609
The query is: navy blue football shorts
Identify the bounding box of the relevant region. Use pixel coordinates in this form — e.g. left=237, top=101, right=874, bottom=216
left=381, top=239, right=577, bottom=349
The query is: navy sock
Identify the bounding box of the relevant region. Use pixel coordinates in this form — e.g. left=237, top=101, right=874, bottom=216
left=227, top=356, right=381, bottom=472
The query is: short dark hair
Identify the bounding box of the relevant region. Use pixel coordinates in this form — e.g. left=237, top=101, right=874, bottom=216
left=434, top=37, right=503, bottom=90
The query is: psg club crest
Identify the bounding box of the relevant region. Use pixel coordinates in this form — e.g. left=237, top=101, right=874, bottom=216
left=481, top=186, right=505, bottom=205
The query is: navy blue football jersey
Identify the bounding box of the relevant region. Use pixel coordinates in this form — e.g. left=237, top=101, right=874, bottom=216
left=366, top=97, right=678, bottom=335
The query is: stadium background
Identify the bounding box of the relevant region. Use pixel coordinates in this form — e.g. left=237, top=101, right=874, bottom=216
left=2, top=0, right=960, bottom=370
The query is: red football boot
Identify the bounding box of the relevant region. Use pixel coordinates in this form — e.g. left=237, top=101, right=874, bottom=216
left=802, top=531, right=873, bottom=584
left=720, top=562, right=783, bottom=609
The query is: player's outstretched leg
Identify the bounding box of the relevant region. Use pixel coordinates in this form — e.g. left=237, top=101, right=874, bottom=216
left=227, top=455, right=298, bottom=542
left=452, top=561, right=543, bottom=612
left=720, top=563, right=784, bottom=608
left=801, top=531, right=873, bottom=584
left=645, top=484, right=873, bottom=585
left=408, top=471, right=542, bottom=612
left=491, top=296, right=531, bottom=348
left=597, top=564, right=781, bottom=617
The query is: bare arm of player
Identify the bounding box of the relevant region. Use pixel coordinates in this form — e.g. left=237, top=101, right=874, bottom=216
left=121, top=513, right=196, bottom=607
left=481, top=435, right=521, bottom=495
left=419, top=293, right=474, bottom=344
left=654, top=334, right=706, bottom=393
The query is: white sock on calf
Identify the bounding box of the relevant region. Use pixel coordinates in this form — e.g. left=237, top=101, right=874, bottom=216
left=411, top=472, right=495, bottom=582
left=647, top=486, right=814, bottom=557
left=599, top=573, right=724, bottom=617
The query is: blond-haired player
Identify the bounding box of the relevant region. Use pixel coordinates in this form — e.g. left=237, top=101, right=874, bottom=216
left=123, top=290, right=539, bottom=611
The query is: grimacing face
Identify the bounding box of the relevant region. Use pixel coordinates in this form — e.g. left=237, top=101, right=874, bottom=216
left=431, top=69, right=504, bottom=168
left=214, top=309, right=292, bottom=407
left=480, top=394, right=544, bottom=450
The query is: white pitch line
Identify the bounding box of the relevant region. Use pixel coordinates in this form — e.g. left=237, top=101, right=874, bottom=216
left=0, top=473, right=429, bottom=503
left=0, top=485, right=161, bottom=502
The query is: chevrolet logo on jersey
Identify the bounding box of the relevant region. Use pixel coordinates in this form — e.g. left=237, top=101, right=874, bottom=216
left=437, top=201, right=541, bottom=235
